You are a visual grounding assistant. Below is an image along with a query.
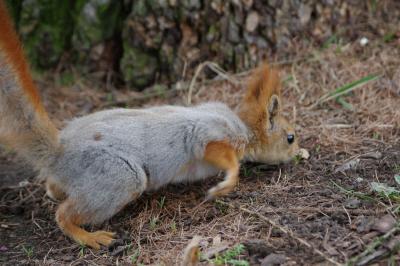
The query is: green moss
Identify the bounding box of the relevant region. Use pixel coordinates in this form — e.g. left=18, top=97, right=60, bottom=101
left=120, top=47, right=158, bottom=89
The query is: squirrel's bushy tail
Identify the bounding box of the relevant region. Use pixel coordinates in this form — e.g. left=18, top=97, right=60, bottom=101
left=0, top=2, right=60, bottom=169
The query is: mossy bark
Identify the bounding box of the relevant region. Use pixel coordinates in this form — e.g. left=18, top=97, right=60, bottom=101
left=5, top=0, right=400, bottom=90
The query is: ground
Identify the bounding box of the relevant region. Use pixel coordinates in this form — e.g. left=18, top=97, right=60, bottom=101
left=0, top=42, right=399, bottom=265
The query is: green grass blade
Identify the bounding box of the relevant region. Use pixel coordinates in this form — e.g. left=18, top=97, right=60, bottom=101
left=321, top=74, right=380, bottom=105
left=327, top=74, right=380, bottom=98
left=311, top=74, right=380, bottom=109
left=336, top=96, right=354, bottom=110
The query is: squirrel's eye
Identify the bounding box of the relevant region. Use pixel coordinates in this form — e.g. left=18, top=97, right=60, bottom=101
left=287, top=134, right=295, bottom=144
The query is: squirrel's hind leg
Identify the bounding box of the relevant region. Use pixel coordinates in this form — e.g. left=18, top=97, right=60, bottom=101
left=55, top=157, right=147, bottom=249
left=204, top=141, right=240, bottom=199
left=56, top=199, right=116, bottom=250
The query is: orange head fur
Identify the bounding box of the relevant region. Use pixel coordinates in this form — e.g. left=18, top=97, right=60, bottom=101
left=238, top=64, right=299, bottom=164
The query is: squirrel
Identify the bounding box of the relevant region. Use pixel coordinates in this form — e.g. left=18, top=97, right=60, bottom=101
left=0, top=2, right=300, bottom=249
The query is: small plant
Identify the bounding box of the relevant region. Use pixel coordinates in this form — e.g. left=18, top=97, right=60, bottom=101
left=336, top=96, right=354, bottom=111
left=214, top=200, right=229, bottom=214
left=282, top=75, right=293, bottom=86
left=153, top=84, right=168, bottom=98
left=369, top=0, right=378, bottom=12
left=383, top=32, right=396, bottom=43
left=372, top=131, right=381, bottom=140
left=78, top=244, right=85, bottom=257
left=242, top=167, right=251, bottom=178
left=322, top=34, right=338, bottom=49
left=370, top=175, right=400, bottom=202
left=311, top=74, right=380, bottom=108
left=130, top=249, right=140, bottom=264
left=55, top=71, right=74, bottom=87
left=331, top=181, right=375, bottom=202
left=22, top=245, right=33, bottom=259
left=315, top=144, right=321, bottom=153
left=293, top=154, right=302, bottom=165
left=106, top=93, right=114, bottom=103
left=209, top=244, right=249, bottom=266
left=157, top=196, right=166, bottom=209
left=149, top=216, right=158, bottom=230
left=170, top=220, right=177, bottom=232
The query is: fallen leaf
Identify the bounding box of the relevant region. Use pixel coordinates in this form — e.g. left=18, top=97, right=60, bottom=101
left=370, top=182, right=400, bottom=197
left=394, top=174, right=400, bottom=185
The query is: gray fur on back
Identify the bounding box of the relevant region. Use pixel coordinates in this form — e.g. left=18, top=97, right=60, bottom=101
left=47, top=102, right=249, bottom=224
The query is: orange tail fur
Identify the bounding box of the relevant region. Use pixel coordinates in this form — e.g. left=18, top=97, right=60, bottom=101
left=0, top=1, right=60, bottom=168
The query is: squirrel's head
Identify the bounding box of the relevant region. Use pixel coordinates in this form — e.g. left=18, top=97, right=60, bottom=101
left=239, top=64, right=299, bottom=164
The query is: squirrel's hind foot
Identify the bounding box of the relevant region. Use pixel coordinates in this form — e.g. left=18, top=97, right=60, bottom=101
left=56, top=200, right=116, bottom=249
left=79, top=230, right=116, bottom=250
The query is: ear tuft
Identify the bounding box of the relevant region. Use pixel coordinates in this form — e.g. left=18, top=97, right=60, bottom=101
left=242, top=63, right=281, bottom=105
left=267, top=94, right=280, bottom=129
left=268, top=94, right=280, bottom=118
left=238, top=63, right=282, bottom=134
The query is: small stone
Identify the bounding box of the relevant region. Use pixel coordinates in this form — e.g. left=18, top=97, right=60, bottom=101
left=244, top=239, right=272, bottom=257
left=241, top=0, right=253, bottom=9
left=298, top=4, right=312, bottom=25
left=61, top=255, right=74, bottom=261
left=372, top=214, right=396, bottom=233
left=360, top=37, right=369, bottom=46
left=18, top=181, right=30, bottom=187
left=260, top=253, right=287, bottom=266
left=356, top=177, right=364, bottom=182
left=345, top=198, right=361, bottom=209
left=228, top=19, right=240, bottom=43
left=354, top=216, right=374, bottom=233
left=110, top=245, right=126, bottom=257
left=245, top=11, right=260, bottom=32
left=334, top=159, right=360, bottom=173
left=386, top=235, right=400, bottom=250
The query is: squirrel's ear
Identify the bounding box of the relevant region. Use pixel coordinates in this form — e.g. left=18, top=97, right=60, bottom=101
left=267, top=94, right=280, bottom=128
